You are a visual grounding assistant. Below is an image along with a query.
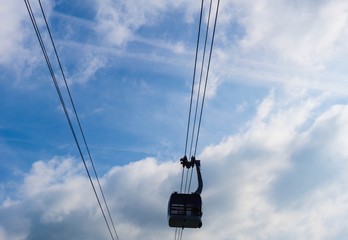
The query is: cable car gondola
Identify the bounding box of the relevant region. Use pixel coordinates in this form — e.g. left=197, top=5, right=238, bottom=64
left=168, top=156, right=203, bottom=228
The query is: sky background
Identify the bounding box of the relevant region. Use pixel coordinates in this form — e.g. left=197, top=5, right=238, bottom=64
left=2, top=0, right=348, bottom=239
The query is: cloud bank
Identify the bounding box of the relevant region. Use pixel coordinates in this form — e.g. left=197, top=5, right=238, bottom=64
left=2, top=92, right=348, bottom=239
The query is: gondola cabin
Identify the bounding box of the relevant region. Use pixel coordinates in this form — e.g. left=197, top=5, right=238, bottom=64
left=168, top=192, right=202, bottom=228
left=168, top=157, right=203, bottom=228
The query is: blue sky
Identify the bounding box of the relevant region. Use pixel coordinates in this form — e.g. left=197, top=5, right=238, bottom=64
left=2, top=0, right=348, bottom=239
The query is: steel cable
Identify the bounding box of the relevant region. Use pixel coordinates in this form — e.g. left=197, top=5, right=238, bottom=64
left=24, top=1, right=118, bottom=239
left=187, top=0, right=214, bottom=194
left=175, top=0, right=220, bottom=239
left=36, top=1, right=120, bottom=239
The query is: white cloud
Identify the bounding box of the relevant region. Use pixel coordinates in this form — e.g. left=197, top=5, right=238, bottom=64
left=200, top=92, right=348, bottom=239
left=94, top=0, right=199, bottom=47
left=0, top=0, right=27, bottom=64
left=95, top=0, right=163, bottom=47
left=0, top=0, right=59, bottom=88
left=235, top=0, right=348, bottom=66
left=68, top=55, right=106, bottom=85
left=0, top=156, right=180, bottom=240
left=7, top=0, right=348, bottom=95
left=3, top=92, right=348, bottom=239
left=206, top=0, right=348, bottom=99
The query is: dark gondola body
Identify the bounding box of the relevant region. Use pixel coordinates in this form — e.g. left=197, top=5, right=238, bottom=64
left=168, top=192, right=202, bottom=228
left=168, top=158, right=203, bottom=228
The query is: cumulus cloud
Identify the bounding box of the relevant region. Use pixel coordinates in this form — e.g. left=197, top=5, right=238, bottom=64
left=229, top=0, right=348, bottom=66
left=0, top=157, right=180, bottom=240
left=200, top=92, right=348, bottom=239
left=3, top=92, right=348, bottom=239
left=208, top=0, right=348, bottom=99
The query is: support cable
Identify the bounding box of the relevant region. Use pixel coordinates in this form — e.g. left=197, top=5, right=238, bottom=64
left=174, top=228, right=184, bottom=240
left=24, top=1, right=117, bottom=239
left=174, top=1, right=220, bottom=240
left=37, top=1, right=119, bottom=239
left=194, top=0, right=220, bottom=157
left=183, top=0, right=204, bottom=157
left=179, top=228, right=184, bottom=240
left=176, top=1, right=204, bottom=237
left=174, top=228, right=178, bottom=240
left=180, top=0, right=205, bottom=197
left=187, top=0, right=214, bottom=194
left=189, top=0, right=220, bottom=193
left=190, top=0, right=213, bottom=158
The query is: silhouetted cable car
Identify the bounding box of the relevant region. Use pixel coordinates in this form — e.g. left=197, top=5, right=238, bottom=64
left=168, top=156, right=203, bottom=228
